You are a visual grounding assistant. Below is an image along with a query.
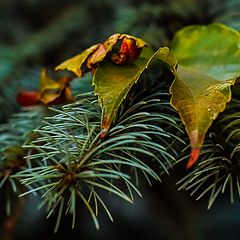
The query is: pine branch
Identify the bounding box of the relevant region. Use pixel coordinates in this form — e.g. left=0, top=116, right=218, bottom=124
left=16, top=85, right=182, bottom=231
left=0, top=106, right=48, bottom=215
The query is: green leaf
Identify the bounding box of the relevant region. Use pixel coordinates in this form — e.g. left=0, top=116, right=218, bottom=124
left=170, top=23, right=240, bottom=168
left=93, top=47, right=177, bottom=135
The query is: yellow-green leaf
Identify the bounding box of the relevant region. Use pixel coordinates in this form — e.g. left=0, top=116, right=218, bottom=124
left=55, top=44, right=100, bottom=77
left=170, top=23, right=240, bottom=168
left=39, top=69, right=73, bottom=105
left=93, top=47, right=177, bottom=137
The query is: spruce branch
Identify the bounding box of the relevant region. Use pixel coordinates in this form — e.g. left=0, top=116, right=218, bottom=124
left=16, top=86, right=182, bottom=231
left=0, top=106, right=48, bottom=215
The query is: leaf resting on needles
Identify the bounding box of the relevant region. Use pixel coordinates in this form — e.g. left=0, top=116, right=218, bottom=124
left=170, top=23, right=240, bottom=168
left=93, top=47, right=177, bottom=136
left=39, top=69, right=74, bottom=105
left=17, top=69, right=74, bottom=106
left=55, top=44, right=100, bottom=77
left=55, top=34, right=147, bottom=77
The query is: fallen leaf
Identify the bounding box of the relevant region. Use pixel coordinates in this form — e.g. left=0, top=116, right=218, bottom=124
left=55, top=33, right=147, bottom=76
left=39, top=69, right=74, bottom=105
left=17, top=69, right=74, bottom=106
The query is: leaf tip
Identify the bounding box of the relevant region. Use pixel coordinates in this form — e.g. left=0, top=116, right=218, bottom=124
left=99, top=129, right=108, bottom=139
left=100, top=116, right=111, bottom=139
left=186, top=147, right=200, bottom=169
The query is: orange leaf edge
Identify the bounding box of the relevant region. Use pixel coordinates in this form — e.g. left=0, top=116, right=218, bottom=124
left=99, top=116, right=112, bottom=139
left=186, top=147, right=200, bottom=169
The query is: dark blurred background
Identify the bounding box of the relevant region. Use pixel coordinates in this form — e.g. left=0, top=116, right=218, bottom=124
left=0, top=0, right=240, bottom=239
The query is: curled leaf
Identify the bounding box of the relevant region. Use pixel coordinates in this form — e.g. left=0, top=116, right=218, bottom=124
left=17, top=69, right=74, bottom=106
left=170, top=24, right=240, bottom=168
left=111, top=34, right=147, bottom=65
left=39, top=69, right=73, bottom=105
left=119, top=34, right=147, bottom=48
left=111, top=38, right=142, bottom=65
left=87, top=33, right=120, bottom=68
left=55, top=33, right=147, bottom=76
left=55, top=44, right=100, bottom=77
